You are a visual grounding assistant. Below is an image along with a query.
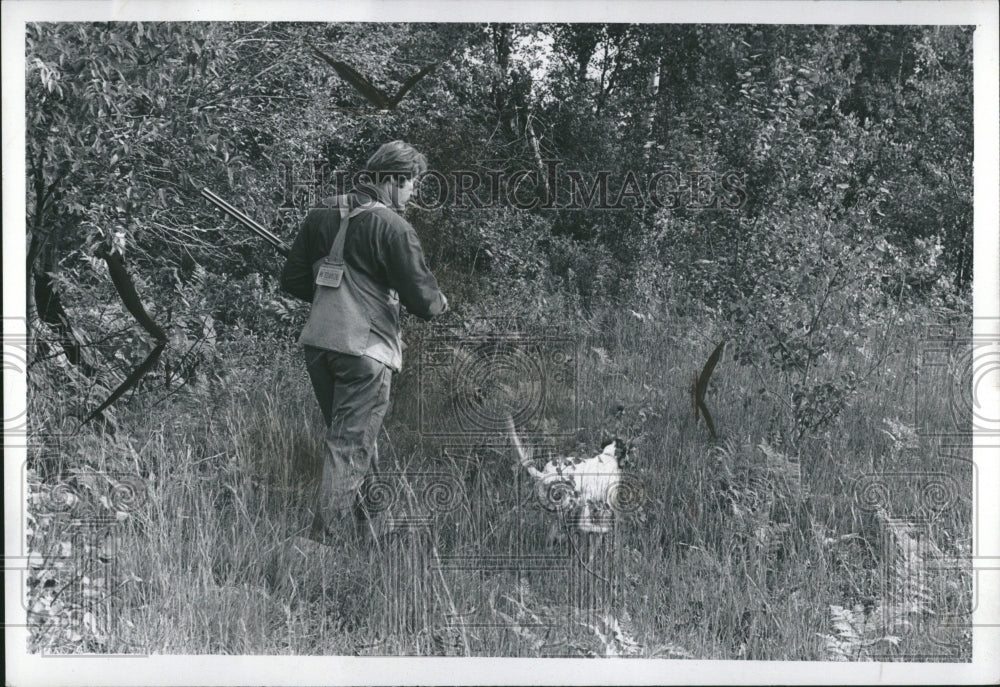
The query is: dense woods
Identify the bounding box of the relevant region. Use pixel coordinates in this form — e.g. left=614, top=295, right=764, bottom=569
left=26, top=24, right=971, bottom=395
left=24, top=23, right=973, bottom=659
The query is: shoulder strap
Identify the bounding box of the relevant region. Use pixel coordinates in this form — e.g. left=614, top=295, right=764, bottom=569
left=325, top=195, right=388, bottom=263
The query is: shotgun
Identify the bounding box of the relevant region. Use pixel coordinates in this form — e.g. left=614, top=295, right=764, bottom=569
left=200, top=187, right=290, bottom=257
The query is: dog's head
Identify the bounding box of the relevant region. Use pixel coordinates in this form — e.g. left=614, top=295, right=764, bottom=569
left=599, top=436, right=634, bottom=469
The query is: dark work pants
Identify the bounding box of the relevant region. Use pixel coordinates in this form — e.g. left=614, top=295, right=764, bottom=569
left=303, top=345, right=392, bottom=532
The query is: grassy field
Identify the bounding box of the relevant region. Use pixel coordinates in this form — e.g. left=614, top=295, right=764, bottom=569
left=24, top=304, right=972, bottom=659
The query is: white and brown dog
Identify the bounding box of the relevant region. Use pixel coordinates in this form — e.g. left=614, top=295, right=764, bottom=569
left=507, top=416, right=632, bottom=534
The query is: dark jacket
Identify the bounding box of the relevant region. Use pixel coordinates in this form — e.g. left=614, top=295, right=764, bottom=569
left=280, top=189, right=446, bottom=317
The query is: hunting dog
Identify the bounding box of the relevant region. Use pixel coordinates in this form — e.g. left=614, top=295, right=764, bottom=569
left=506, top=416, right=631, bottom=535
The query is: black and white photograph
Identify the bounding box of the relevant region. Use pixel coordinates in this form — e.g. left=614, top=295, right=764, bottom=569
left=3, top=1, right=998, bottom=685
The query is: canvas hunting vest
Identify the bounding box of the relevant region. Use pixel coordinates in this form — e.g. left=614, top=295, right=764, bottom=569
left=298, top=196, right=403, bottom=371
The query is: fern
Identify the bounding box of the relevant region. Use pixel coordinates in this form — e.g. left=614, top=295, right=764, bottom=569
left=821, top=510, right=943, bottom=660
left=758, top=441, right=803, bottom=499
left=819, top=604, right=900, bottom=661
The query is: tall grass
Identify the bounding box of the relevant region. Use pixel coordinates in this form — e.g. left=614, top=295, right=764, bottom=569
left=24, top=305, right=972, bottom=659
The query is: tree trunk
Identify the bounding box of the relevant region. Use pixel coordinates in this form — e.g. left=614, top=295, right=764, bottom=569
left=643, top=56, right=662, bottom=165
left=525, top=113, right=549, bottom=200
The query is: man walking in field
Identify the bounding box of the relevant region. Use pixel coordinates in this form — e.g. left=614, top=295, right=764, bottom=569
left=281, top=141, right=448, bottom=543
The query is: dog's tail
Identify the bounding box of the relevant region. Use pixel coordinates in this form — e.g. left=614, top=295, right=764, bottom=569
left=506, top=414, right=542, bottom=480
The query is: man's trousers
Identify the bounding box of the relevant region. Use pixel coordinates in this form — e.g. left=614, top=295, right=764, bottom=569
left=303, top=345, right=392, bottom=532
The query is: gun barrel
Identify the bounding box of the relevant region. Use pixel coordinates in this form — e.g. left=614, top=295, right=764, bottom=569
left=201, top=187, right=290, bottom=257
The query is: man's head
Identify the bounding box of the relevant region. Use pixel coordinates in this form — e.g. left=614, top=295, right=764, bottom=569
left=364, top=140, right=428, bottom=209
